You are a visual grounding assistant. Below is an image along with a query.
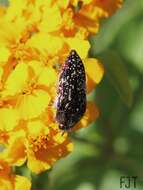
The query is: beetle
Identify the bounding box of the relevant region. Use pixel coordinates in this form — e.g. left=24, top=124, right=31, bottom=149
left=55, top=50, right=86, bottom=131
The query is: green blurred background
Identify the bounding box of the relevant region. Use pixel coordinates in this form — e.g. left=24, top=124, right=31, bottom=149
left=1, top=0, right=143, bottom=189
left=48, top=0, right=143, bottom=189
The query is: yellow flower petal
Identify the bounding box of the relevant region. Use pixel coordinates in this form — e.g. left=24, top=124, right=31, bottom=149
left=53, top=132, right=68, bottom=144
left=0, top=108, right=19, bottom=131
left=55, top=0, right=69, bottom=9
left=0, top=179, right=13, bottom=190
left=27, top=33, right=64, bottom=56
left=6, top=0, right=27, bottom=21
left=27, top=151, right=51, bottom=174
left=15, top=175, right=31, bottom=190
left=84, top=58, right=104, bottom=83
left=3, top=63, right=28, bottom=96
left=66, top=37, right=90, bottom=59
left=3, top=130, right=26, bottom=166
left=84, top=58, right=104, bottom=92
left=27, top=121, right=49, bottom=137
left=28, top=61, right=57, bottom=87
left=0, top=46, right=10, bottom=63
left=38, top=67, right=57, bottom=87
left=0, top=18, right=25, bottom=45
left=17, top=90, right=51, bottom=119
left=39, top=5, right=62, bottom=33
left=67, top=142, right=74, bottom=152
left=28, top=60, right=43, bottom=76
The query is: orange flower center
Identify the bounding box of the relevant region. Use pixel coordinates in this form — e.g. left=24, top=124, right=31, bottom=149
left=0, top=160, right=11, bottom=177
left=0, top=130, right=9, bottom=144
left=28, top=134, right=51, bottom=152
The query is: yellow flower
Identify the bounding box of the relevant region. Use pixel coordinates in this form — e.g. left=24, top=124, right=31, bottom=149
left=3, top=122, right=73, bottom=174
left=0, top=0, right=122, bottom=177
left=0, top=155, right=31, bottom=190
left=26, top=121, right=73, bottom=173
left=74, top=4, right=105, bottom=34
left=2, top=62, right=52, bottom=120
left=72, top=0, right=123, bottom=34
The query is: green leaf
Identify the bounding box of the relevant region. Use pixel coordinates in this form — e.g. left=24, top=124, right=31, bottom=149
left=31, top=171, right=50, bottom=190
left=116, top=16, right=143, bottom=72
left=49, top=157, right=107, bottom=190
left=14, top=164, right=32, bottom=180
left=97, top=50, right=133, bottom=107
